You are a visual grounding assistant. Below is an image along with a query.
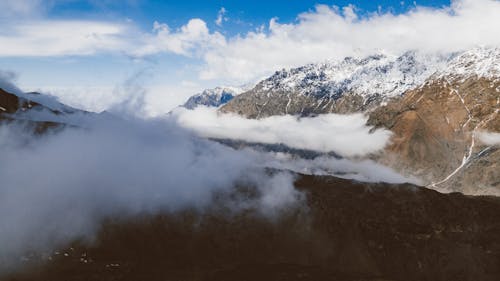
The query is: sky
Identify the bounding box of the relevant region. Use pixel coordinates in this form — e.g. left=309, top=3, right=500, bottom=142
left=1, top=0, right=499, bottom=116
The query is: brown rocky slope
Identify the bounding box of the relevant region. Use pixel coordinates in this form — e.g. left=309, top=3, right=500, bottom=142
left=368, top=76, right=499, bottom=195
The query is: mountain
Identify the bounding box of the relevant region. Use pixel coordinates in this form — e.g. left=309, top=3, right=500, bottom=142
left=220, top=51, right=447, bottom=118
left=4, top=174, right=500, bottom=281
left=218, top=48, right=500, bottom=196
left=183, top=87, right=242, bottom=109
left=368, top=48, right=500, bottom=195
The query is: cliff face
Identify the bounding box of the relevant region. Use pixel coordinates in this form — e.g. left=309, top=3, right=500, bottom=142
left=4, top=175, right=500, bottom=281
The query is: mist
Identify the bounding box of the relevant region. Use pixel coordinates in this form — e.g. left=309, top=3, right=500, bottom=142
left=0, top=75, right=411, bottom=273
left=256, top=152, right=419, bottom=185
left=172, top=107, right=392, bottom=157
left=478, top=131, right=500, bottom=146
left=0, top=116, right=300, bottom=271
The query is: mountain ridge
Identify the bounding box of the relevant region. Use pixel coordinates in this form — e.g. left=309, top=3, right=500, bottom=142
left=193, top=47, right=500, bottom=195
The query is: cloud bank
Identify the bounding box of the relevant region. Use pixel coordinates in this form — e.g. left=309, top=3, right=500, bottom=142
left=259, top=152, right=419, bottom=185
left=0, top=75, right=410, bottom=271
left=0, top=117, right=301, bottom=271
left=1, top=0, right=499, bottom=83
left=200, top=0, right=500, bottom=82
left=172, top=107, right=392, bottom=157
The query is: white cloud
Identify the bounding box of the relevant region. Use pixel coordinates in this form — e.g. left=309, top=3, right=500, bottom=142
left=131, top=19, right=225, bottom=57
left=31, top=82, right=204, bottom=117
left=478, top=131, right=500, bottom=145
left=215, top=7, right=227, bottom=27
left=259, top=152, right=419, bottom=184
left=0, top=0, right=46, bottom=18
left=0, top=115, right=301, bottom=270
left=200, top=0, right=500, bottom=82
left=0, top=17, right=223, bottom=58
left=0, top=70, right=23, bottom=94
left=30, top=86, right=118, bottom=113
left=1, top=0, right=499, bottom=84
left=0, top=20, right=129, bottom=57
left=1, top=0, right=500, bottom=116
left=172, top=107, right=392, bottom=157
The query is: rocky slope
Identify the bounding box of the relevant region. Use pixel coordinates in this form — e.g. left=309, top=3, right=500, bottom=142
left=4, top=174, right=500, bottom=281
left=368, top=48, right=500, bottom=195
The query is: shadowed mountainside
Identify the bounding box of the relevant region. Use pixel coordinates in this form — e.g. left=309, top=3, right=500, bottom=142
left=4, top=175, right=500, bottom=281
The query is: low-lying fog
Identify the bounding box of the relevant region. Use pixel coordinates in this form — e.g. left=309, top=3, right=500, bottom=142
left=0, top=78, right=414, bottom=272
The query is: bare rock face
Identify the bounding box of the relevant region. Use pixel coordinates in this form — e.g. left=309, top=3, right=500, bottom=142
left=368, top=76, right=499, bottom=195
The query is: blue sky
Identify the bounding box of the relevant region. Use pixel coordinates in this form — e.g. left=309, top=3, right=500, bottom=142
left=1, top=0, right=498, bottom=115
left=48, top=1, right=451, bottom=33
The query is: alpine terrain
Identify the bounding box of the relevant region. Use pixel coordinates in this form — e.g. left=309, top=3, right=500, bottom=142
left=217, top=47, right=500, bottom=195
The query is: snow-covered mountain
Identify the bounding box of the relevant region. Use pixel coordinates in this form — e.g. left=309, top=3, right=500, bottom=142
left=219, top=51, right=449, bottom=118
left=433, top=47, right=500, bottom=81
left=220, top=48, right=500, bottom=118
left=216, top=47, right=500, bottom=196
left=185, top=48, right=499, bottom=116
left=182, top=87, right=243, bottom=109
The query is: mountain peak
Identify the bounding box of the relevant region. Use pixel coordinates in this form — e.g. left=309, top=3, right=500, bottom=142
left=183, top=86, right=243, bottom=109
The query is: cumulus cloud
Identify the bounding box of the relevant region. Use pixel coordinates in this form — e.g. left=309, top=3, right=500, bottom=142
left=131, top=19, right=225, bottom=57
left=0, top=17, right=222, bottom=58
left=172, top=107, right=392, bottom=157
left=2, top=0, right=499, bottom=84
left=200, top=0, right=500, bottom=82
